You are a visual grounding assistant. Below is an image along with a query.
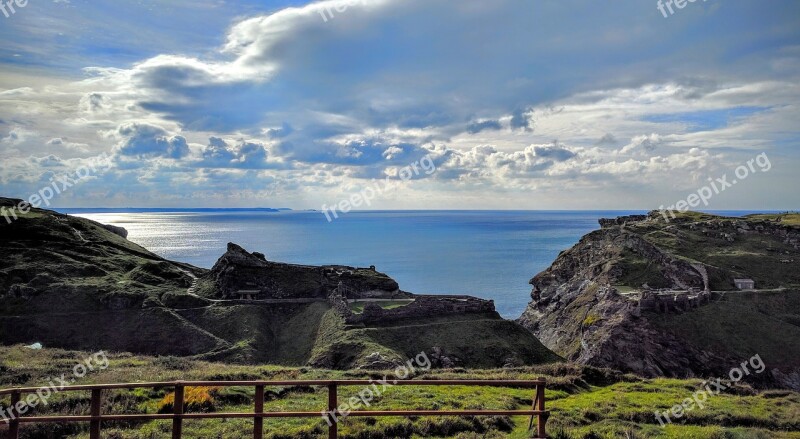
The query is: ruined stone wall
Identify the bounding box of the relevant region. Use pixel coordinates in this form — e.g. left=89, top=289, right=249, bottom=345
left=637, top=291, right=711, bottom=313
left=327, top=292, right=353, bottom=318
left=599, top=215, right=648, bottom=228
left=346, top=295, right=496, bottom=325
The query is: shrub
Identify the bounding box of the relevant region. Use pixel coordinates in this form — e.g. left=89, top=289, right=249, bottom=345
left=157, top=386, right=219, bottom=413
left=582, top=314, right=601, bottom=327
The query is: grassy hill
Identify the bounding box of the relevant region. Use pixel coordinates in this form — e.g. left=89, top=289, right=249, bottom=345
left=310, top=310, right=560, bottom=369
left=1, top=346, right=798, bottom=439
left=648, top=290, right=800, bottom=371
left=631, top=212, right=800, bottom=290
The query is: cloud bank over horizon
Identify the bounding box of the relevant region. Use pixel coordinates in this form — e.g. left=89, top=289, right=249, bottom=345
left=0, top=0, right=798, bottom=209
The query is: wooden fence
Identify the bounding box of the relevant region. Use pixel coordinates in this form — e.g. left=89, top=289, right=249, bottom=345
left=0, top=379, right=549, bottom=438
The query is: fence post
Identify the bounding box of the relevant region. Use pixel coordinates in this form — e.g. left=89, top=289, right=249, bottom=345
left=90, top=388, right=102, bottom=439
left=328, top=382, right=338, bottom=439
left=527, top=390, right=539, bottom=430
left=536, top=377, right=547, bottom=438
left=254, top=385, right=264, bottom=439
left=172, top=383, right=185, bottom=439
left=8, top=391, right=20, bottom=439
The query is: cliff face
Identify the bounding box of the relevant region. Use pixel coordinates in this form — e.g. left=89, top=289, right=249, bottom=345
left=518, top=211, right=800, bottom=389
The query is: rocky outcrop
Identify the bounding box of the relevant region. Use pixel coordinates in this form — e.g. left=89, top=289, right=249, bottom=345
left=207, top=243, right=401, bottom=299
left=518, top=211, right=800, bottom=388
left=101, top=223, right=128, bottom=239
left=527, top=226, right=706, bottom=306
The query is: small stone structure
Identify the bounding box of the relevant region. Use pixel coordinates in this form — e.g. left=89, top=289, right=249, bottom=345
left=734, top=279, right=755, bottom=290
left=636, top=289, right=711, bottom=314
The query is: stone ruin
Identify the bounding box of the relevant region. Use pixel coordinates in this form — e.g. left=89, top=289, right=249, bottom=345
left=598, top=215, right=649, bottom=228
left=329, top=293, right=497, bottom=326
left=636, top=289, right=711, bottom=314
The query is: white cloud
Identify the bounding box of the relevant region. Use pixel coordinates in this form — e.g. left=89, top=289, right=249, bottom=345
left=0, top=0, right=798, bottom=209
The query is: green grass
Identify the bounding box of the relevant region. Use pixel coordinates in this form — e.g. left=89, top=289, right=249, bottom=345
left=647, top=290, right=800, bottom=370
left=745, top=213, right=800, bottom=227
left=0, top=346, right=798, bottom=439
left=614, top=249, right=672, bottom=289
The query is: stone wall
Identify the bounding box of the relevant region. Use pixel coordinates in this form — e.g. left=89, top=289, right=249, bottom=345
left=599, top=215, right=648, bottom=228
left=346, top=295, right=496, bottom=325
left=637, top=290, right=711, bottom=314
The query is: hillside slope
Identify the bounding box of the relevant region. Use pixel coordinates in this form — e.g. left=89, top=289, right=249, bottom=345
left=518, top=211, right=800, bottom=389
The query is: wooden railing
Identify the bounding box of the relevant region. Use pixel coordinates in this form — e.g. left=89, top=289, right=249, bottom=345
left=0, top=379, right=549, bottom=438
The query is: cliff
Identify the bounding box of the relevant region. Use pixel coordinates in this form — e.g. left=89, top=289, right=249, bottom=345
left=518, top=211, right=800, bottom=389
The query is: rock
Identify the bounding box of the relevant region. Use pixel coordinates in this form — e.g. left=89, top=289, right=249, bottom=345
left=101, top=223, right=128, bottom=239
left=429, top=347, right=459, bottom=368
left=142, top=296, right=165, bottom=308
left=360, top=352, right=400, bottom=370
left=207, top=243, right=401, bottom=300
left=9, top=284, right=37, bottom=299
left=102, top=292, right=146, bottom=310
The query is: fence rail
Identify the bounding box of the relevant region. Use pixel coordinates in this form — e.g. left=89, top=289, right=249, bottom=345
left=0, top=379, right=549, bottom=438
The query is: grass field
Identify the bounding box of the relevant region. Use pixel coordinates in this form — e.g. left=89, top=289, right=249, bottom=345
left=1, top=346, right=799, bottom=439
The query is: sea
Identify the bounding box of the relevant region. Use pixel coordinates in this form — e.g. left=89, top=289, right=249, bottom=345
left=58, top=209, right=767, bottom=318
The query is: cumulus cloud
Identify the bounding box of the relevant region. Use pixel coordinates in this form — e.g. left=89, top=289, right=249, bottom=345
left=113, top=123, right=190, bottom=159
left=197, top=136, right=281, bottom=169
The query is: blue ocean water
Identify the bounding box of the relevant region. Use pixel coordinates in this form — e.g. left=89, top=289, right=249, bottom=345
left=59, top=209, right=766, bottom=318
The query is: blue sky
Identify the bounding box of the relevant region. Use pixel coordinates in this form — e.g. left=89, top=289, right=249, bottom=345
left=0, top=0, right=799, bottom=209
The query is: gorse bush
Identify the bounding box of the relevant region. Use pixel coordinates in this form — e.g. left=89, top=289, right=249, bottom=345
left=157, top=386, right=219, bottom=413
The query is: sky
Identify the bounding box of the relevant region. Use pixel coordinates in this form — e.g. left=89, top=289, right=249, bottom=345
left=0, top=0, right=798, bottom=210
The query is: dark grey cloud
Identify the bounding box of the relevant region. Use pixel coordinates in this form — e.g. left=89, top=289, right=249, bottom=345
left=596, top=133, right=618, bottom=145
left=467, top=119, right=503, bottom=134
left=510, top=107, right=533, bottom=131
left=533, top=144, right=576, bottom=161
